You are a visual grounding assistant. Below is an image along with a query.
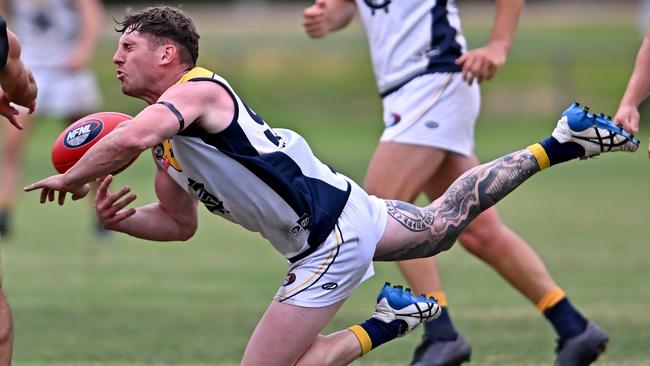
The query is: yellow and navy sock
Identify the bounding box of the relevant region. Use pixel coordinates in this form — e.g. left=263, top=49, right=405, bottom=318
left=422, top=291, right=458, bottom=341
left=528, top=137, right=585, bottom=171
left=348, top=317, right=406, bottom=356
left=537, top=287, right=588, bottom=340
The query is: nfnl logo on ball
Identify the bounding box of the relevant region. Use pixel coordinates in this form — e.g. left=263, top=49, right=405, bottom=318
left=64, top=119, right=104, bottom=148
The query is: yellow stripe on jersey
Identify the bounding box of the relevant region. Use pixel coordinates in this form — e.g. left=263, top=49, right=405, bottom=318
left=527, top=143, right=551, bottom=170
left=348, top=325, right=373, bottom=355
left=177, top=66, right=215, bottom=84
left=161, top=140, right=182, bottom=172
left=536, top=287, right=566, bottom=312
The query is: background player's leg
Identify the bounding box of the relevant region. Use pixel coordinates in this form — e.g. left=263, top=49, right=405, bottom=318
left=364, top=141, right=446, bottom=294
left=0, top=289, right=12, bottom=366
left=0, top=112, right=34, bottom=237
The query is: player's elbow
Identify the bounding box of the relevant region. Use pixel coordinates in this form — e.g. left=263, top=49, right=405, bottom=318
left=176, top=221, right=197, bottom=242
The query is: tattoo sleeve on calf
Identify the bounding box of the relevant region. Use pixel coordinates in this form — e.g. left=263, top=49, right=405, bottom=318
left=376, top=150, right=540, bottom=261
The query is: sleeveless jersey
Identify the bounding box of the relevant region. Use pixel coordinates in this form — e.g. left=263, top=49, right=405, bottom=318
left=355, top=0, right=467, bottom=96
left=11, top=0, right=81, bottom=68
left=153, top=67, right=352, bottom=262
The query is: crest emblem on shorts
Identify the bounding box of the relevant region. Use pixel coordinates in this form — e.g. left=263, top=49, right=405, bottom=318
left=363, top=0, right=391, bottom=14
left=283, top=272, right=296, bottom=286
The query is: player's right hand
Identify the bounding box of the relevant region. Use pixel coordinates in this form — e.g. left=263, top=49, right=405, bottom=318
left=613, top=103, right=640, bottom=134
left=0, top=91, right=23, bottom=130
left=303, top=0, right=329, bottom=38
left=24, top=174, right=90, bottom=205
left=95, top=174, right=137, bottom=229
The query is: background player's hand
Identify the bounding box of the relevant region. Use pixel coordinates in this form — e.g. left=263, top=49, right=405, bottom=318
left=303, top=0, right=329, bottom=38
left=24, top=174, right=90, bottom=205
left=455, top=42, right=508, bottom=85
left=95, top=175, right=137, bottom=229
left=0, top=91, right=23, bottom=129
left=613, top=103, right=640, bottom=134
left=64, top=48, right=90, bottom=72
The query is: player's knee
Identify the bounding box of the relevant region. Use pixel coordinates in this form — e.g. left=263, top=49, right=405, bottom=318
left=458, top=211, right=506, bottom=255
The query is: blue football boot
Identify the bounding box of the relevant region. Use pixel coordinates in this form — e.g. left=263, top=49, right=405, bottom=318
left=553, top=102, right=639, bottom=158
left=372, top=283, right=441, bottom=337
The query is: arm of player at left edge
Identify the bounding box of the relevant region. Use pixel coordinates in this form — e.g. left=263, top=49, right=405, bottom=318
left=24, top=81, right=217, bottom=204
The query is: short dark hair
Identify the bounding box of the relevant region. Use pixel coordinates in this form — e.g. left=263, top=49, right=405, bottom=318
left=115, top=6, right=199, bottom=67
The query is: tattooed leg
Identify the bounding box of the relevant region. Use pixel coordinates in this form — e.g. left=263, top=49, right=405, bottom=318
left=375, top=149, right=540, bottom=261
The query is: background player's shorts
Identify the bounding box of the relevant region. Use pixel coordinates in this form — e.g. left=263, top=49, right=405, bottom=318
left=379, top=72, right=480, bottom=156
left=274, top=180, right=388, bottom=307
left=31, top=66, right=101, bottom=118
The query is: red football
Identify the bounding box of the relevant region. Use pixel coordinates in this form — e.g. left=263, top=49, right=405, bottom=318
left=51, top=111, right=135, bottom=174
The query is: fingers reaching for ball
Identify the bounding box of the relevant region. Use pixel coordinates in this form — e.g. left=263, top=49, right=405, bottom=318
left=95, top=174, right=137, bottom=228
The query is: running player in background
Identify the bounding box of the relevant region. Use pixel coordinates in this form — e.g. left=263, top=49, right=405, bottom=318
left=0, top=0, right=103, bottom=238
left=302, top=1, right=611, bottom=364
left=24, top=6, right=637, bottom=366
left=0, top=13, right=37, bottom=366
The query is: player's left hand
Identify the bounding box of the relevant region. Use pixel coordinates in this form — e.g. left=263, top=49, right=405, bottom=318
left=455, top=42, right=508, bottom=85
left=95, top=175, right=137, bottom=229
left=24, top=174, right=90, bottom=205
left=64, top=48, right=89, bottom=72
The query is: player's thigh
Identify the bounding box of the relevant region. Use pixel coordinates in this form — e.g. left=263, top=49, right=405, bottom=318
left=365, top=142, right=447, bottom=202
left=241, top=299, right=345, bottom=366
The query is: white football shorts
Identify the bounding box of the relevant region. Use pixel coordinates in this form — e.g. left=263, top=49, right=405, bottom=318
left=274, top=180, right=388, bottom=307
left=379, top=72, right=480, bottom=156
left=31, top=66, right=101, bottom=118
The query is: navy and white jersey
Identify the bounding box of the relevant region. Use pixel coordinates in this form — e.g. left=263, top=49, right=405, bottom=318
left=154, top=67, right=352, bottom=262
left=356, top=0, right=467, bottom=96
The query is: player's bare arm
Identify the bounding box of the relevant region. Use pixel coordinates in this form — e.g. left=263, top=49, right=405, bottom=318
left=375, top=149, right=539, bottom=260
left=95, top=167, right=198, bottom=241
left=303, top=0, right=356, bottom=38
left=64, top=0, right=103, bottom=71
left=614, top=24, right=650, bottom=135
left=455, top=0, right=523, bottom=84
left=24, top=81, right=231, bottom=201
left=0, top=29, right=37, bottom=111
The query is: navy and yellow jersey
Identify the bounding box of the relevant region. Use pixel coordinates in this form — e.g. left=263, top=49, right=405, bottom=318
left=153, top=67, right=352, bottom=262
left=356, top=0, right=467, bottom=96
left=0, top=15, right=8, bottom=72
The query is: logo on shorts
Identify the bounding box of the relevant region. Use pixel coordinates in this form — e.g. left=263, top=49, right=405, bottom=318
left=283, top=272, right=296, bottom=286
left=289, top=214, right=311, bottom=237
left=424, top=120, right=439, bottom=129
left=386, top=112, right=401, bottom=127
left=363, top=0, right=391, bottom=14
left=64, top=119, right=103, bottom=148
left=321, top=282, right=338, bottom=290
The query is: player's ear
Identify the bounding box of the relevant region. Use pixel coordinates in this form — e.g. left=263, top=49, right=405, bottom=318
left=159, top=44, right=176, bottom=65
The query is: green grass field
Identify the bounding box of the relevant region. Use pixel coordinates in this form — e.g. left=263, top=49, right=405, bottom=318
left=3, top=3, right=650, bottom=365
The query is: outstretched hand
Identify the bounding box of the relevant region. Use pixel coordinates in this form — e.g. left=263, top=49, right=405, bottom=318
left=455, top=43, right=508, bottom=85
left=95, top=175, right=137, bottom=229
left=24, top=174, right=90, bottom=205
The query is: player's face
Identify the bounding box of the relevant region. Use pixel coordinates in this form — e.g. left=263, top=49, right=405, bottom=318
left=112, top=31, right=160, bottom=98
